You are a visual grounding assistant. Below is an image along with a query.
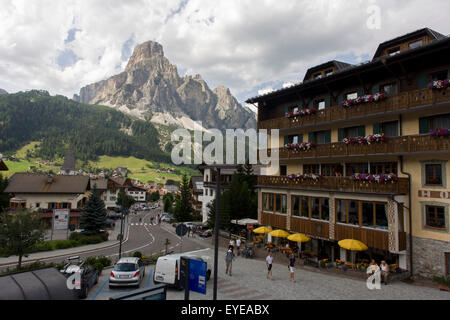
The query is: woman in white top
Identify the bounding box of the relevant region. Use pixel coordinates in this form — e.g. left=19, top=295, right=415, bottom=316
left=266, top=251, right=274, bottom=280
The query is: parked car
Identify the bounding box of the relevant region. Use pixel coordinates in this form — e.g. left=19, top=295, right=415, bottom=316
left=59, top=256, right=99, bottom=299
left=104, top=219, right=116, bottom=229
left=109, top=257, right=145, bottom=288
left=199, top=229, right=212, bottom=238
left=153, top=251, right=211, bottom=289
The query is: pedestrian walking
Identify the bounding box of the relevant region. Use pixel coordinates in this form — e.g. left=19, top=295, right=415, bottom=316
left=236, top=238, right=241, bottom=256
left=288, top=253, right=296, bottom=283
left=266, top=251, right=273, bottom=280
left=225, top=249, right=235, bottom=276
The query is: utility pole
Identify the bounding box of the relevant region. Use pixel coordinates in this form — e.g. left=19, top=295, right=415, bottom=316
left=118, top=191, right=125, bottom=259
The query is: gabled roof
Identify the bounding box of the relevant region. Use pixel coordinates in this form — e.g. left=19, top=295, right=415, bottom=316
left=5, top=173, right=90, bottom=194
left=373, top=27, right=446, bottom=59
left=110, top=176, right=133, bottom=187
left=90, top=177, right=108, bottom=190
left=303, top=60, right=353, bottom=81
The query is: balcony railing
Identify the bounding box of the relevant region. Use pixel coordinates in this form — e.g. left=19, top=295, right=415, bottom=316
left=258, top=175, right=409, bottom=195
left=272, top=134, right=449, bottom=160
left=258, top=88, right=450, bottom=130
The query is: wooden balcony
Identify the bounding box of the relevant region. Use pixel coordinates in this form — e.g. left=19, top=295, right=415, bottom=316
left=335, top=224, right=389, bottom=251
left=257, top=175, right=409, bottom=195
left=261, top=212, right=287, bottom=229
left=290, top=217, right=329, bottom=239
left=273, top=134, right=449, bottom=160
left=259, top=88, right=450, bottom=131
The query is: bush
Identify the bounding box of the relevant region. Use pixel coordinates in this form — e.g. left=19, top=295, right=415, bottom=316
left=433, top=276, right=450, bottom=287
left=133, top=251, right=143, bottom=258
left=97, top=256, right=111, bottom=268
left=142, top=253, right=164, bottom=265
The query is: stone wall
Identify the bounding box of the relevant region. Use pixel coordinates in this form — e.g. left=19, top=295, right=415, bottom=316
left=412, top=236, right=450, bottom=278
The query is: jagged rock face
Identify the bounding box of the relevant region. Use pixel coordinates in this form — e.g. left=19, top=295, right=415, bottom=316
left=0, top=89, right=8, bottom=95
left=74, top=41, right=256, bottom=131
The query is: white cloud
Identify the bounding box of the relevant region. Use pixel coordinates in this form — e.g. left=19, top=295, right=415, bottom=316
left=0, top=0, right=449, bottom=104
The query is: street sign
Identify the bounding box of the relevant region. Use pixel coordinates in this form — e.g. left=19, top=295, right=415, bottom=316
left=189, top=259, right=207, bottom=295
left=53, top=209, right=69, bottom=230
left=176, top=224, right=188, bottom=237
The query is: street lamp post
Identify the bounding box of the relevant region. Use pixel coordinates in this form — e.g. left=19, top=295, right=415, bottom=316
left=213, top=167, right=221, bottom=301
left=118, top=191, right=126, bottom=259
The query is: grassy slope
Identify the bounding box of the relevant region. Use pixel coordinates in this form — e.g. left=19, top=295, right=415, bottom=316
left=3, top=142, right=200, bottom=182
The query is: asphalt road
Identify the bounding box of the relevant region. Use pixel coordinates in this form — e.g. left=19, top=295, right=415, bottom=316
left=0, top=208, right=208, bottom=272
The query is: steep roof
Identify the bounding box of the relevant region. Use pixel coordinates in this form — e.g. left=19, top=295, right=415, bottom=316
left=373, top=27, right=446, bottom=59
left=90, top=178, right=108, bottom=190
left=0, top=159, right=8, bottom=171
left=5, top=173, right=90, bottom=194
left=303, top=60, right=353, bottom=81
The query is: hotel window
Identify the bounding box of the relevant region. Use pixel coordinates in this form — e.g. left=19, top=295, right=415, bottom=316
left=345, top=163, right=369, bottom=176
left=62, top=203, right=70, bottom=209
left=310, top=130, right=331, bottom=145
left=362, top=202, right=374, bottom=228
left=321, top=198, right=330, bottom=221
left=381, top=83, right=398, bottom=95
left=431, top=70, right=449, bottom=81
left=425, top=164, right=443, bottom=186
left=324, top=69, right=334, bottom=76
left=339, top=126, right=365, bottom=140
left=446, top=253, right=450, bottom=277
left=336, top=199, right=347, bottom=223
left=419, top=114, right=450, bottom=133
left=321, top=163, right=344, bottom=177
left=380, top=121, right=399, bottom=137
left=311, top=198, right=320, bottom=219
left=346, top=91, right=358, bottom=100
left=35, top=203, right=40, bottom=208
left=316, top=99, right=326, bottom=110
left=303, top=164, right=320, bottom=175
left=275, top=194, right=287, bottom=214
left=49, top=203, right=57, bottom=210
left=425, top=205, right=446, bottom=229
left=409, top=40, right=423, bottom=49
left=387, top=46, right=400, bottom=56
left=348, top=200, right=359, bottom=225
left=263, top=193, right=274, bottom=212
left=301, top=197, right=309, bottom=218
left=370, top=162, right=398, bottom=175
left=375, top=203, right=388, bottom=230
left=292, top=196, right=300, bottom=216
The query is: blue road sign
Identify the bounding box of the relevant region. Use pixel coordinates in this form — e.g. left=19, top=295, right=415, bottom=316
left=189, top=259, right=207, bottom=295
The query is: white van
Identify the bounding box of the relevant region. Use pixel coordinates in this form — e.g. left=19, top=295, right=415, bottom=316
left=153, top=250, right=212, bottom=289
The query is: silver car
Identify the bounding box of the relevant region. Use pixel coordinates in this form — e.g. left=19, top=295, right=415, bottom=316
left=109, top=257, right=145, bottom=288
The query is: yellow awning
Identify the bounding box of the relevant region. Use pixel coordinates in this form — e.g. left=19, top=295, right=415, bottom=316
left=269, top=229, right=290, bottom=238
left=287, top=233, right=311, bottom=243
left=338, top=239, right=368, bottom=251
left=253, top=226, right=272, bottom=234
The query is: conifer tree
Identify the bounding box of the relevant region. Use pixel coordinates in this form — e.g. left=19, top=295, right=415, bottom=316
left=174, top=174, right=193, bottom=222
left=80, top=185, right=107, bottom=235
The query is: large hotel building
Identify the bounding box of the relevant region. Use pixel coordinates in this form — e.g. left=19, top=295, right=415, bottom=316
left=247, top=28, right=450, bottom=279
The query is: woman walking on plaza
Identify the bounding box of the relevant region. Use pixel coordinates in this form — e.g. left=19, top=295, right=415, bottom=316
left=288, top=252, right=296, bottom=283
left=266, top=251, right=274, bottom=280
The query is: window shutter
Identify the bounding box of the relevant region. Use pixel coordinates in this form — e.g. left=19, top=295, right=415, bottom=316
left=373, top=123, right=381, bottom=134
left=358, top=126, right=366, bottom=137
left=338, top=128, right=346, bottom=141
left=417, top=74, right=429, bottom=90
left=325, top=130, right=331, bottom=143
left=419, top=117, right=430, bottom=134
left=309, top=132, right=315, bottom=143
left=284, top=135, right=289, bottom=145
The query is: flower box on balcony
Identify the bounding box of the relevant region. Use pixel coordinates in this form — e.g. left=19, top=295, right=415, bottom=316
left=341, top=93, right=388, bottom=108
left=428, top=79, right=450, bottom=90
left=285, top=107, right=317, bottom=118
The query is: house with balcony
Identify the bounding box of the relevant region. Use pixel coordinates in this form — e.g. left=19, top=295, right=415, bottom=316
left=247, top=28, right=450, bottom=279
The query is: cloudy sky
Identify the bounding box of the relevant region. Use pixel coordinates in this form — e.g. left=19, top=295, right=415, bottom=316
left=0, top=0, right=449, bottom=110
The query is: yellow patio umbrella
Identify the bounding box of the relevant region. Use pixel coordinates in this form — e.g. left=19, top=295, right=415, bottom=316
left=338, top=239, right=368, bottom=265
left=287, top=233, right=311, bottom=258
left=269, top=229, right=290, bottom=238
left=287, top=233, right=310, bottom=243
left=338, top=239, right=368, bottom=251
left=253, top=226, right=272, bottom=234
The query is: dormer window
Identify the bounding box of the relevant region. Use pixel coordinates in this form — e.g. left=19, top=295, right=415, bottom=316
left=387, top=47, right=400, bottom=56
left=409, top=40, right=423, bottom=49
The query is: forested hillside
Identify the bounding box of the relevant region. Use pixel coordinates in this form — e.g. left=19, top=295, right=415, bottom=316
left=0, top=90, right=170, bottom=163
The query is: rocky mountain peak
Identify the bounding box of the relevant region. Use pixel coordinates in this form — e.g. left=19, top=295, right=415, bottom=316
left=74, top=41, right=256, bottom=131
left=0, top=89, right=8, bottom=95
left=125, top=41, right=165, bottom=71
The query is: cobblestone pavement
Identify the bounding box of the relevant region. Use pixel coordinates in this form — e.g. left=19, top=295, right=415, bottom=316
left=166, top=248, right=450, bottom=300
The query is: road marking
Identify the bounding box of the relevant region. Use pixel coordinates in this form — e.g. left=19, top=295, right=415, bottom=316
left=247, top=294, right=271, bottom=300
left=91, top=278, right=109, bottom=300
left=146, top=269, right=153, bottom=288
left=227, top=290, right=259, bottom=299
